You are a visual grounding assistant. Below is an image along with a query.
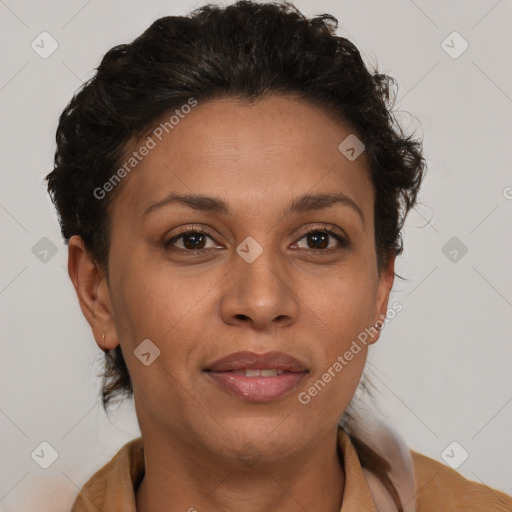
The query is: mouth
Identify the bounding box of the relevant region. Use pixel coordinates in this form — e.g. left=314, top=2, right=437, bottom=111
left=203, top=351, right=309, bottom=402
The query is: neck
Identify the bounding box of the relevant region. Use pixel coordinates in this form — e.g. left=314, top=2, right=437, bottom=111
left=135, top=427, right=344, bottom=512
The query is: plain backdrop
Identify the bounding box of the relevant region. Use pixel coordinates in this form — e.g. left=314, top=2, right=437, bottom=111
left=1, top=0, right=511, bottom=510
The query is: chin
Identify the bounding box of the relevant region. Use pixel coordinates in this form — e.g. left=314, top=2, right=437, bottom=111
left=208, top=419, right=308, bottom=461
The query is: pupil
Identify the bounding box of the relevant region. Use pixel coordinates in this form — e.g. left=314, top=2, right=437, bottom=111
left=184, top=233, right=205, bottom=250
left=308, top=232, right=328, bottom=249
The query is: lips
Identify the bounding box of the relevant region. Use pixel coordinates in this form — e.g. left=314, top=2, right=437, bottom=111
left=204, top=350, right=308, bottom=373
left=203, top=351, right=309, bottom=402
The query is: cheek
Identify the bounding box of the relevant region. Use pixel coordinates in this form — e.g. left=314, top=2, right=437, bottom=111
left=300, top=260, right=378, bottom=343
left=108, top=269, right=205, bottom=419
left=298, top=347, right=367, bottom=418
left=110, top=254, right=216, bottom=342
left=107, top=257, right=222, bottom=395
left=294, top=264, right=377, bottom=411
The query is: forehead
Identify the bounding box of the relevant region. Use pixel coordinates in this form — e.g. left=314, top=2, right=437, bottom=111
left=110, top=95, right=373, bottom=225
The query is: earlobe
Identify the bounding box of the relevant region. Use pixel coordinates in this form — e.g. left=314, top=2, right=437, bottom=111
left=67, top=235, right=119, bottom=351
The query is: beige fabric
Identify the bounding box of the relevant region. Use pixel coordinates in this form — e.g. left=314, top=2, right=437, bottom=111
left=350, top=416, right=417, bottom=511
left=70, top=428, right=512, bottom=511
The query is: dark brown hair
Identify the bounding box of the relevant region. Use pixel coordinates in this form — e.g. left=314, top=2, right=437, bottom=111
left=45, top=2, right=426, bottom=509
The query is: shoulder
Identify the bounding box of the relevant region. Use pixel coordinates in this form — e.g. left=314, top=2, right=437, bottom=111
left=348, top=415, right=512, bottom=511
left=410, top=449, right=512, bottom=511
left=70, top=437, right=144, bottom=512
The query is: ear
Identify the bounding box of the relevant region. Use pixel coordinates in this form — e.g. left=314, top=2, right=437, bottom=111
left=368, top=252, right=396, bottom=345
left=67, top=235, right=119, bottom=352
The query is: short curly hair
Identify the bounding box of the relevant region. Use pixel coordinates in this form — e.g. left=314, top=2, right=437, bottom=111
left=46, top=2, right=425, bottom=508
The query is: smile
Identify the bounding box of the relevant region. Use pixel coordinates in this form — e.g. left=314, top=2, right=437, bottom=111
left=229, top=368, right=285, bottom=376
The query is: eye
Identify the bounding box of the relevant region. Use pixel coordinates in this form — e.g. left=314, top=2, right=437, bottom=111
left=164, top=224, right=349, bottom=255
left=292, top=226, right=348, bottom=253
left=164, top=227, right=220, bottom=252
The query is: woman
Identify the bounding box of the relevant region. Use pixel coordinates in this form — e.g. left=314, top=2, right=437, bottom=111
left=45, top=1, right=512, bottom=510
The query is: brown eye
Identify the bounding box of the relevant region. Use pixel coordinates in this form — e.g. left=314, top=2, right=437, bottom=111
left=181, top=232, right=207, bottom=250
left=165, top=228, right=218, bottom=251
left=304, top=231, right=330, bottom=250
left=294, top=228, right=348, bottom=252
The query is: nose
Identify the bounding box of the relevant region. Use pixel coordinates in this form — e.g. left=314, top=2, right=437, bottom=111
left=219, top=242, right=299, bottom=331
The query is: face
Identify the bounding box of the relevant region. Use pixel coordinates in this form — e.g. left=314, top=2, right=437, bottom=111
left=70, top=95, right=394, bottom=464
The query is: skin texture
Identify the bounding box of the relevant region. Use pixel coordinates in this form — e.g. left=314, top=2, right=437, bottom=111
left=68, top=95, right=395, bottom=512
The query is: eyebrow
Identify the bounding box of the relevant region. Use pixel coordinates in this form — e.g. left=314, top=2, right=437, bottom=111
left=142, top=191, right=364, bottom=224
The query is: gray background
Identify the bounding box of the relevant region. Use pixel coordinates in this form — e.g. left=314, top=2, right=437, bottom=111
left=1, top=0, right=511, bottom=510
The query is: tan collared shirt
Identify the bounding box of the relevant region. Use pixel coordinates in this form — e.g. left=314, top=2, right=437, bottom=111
left=70, top=429, right=512, bottom=511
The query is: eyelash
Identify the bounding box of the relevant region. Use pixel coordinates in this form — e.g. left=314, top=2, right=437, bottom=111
left=164, top=225, right=349, bottom=255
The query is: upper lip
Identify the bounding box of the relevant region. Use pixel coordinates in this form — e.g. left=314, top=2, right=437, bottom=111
left=204, top=351, right=308, bottom=372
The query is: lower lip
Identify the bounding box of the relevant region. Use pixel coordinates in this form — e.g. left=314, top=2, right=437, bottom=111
left=204, top=371, right=308, bottom=402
